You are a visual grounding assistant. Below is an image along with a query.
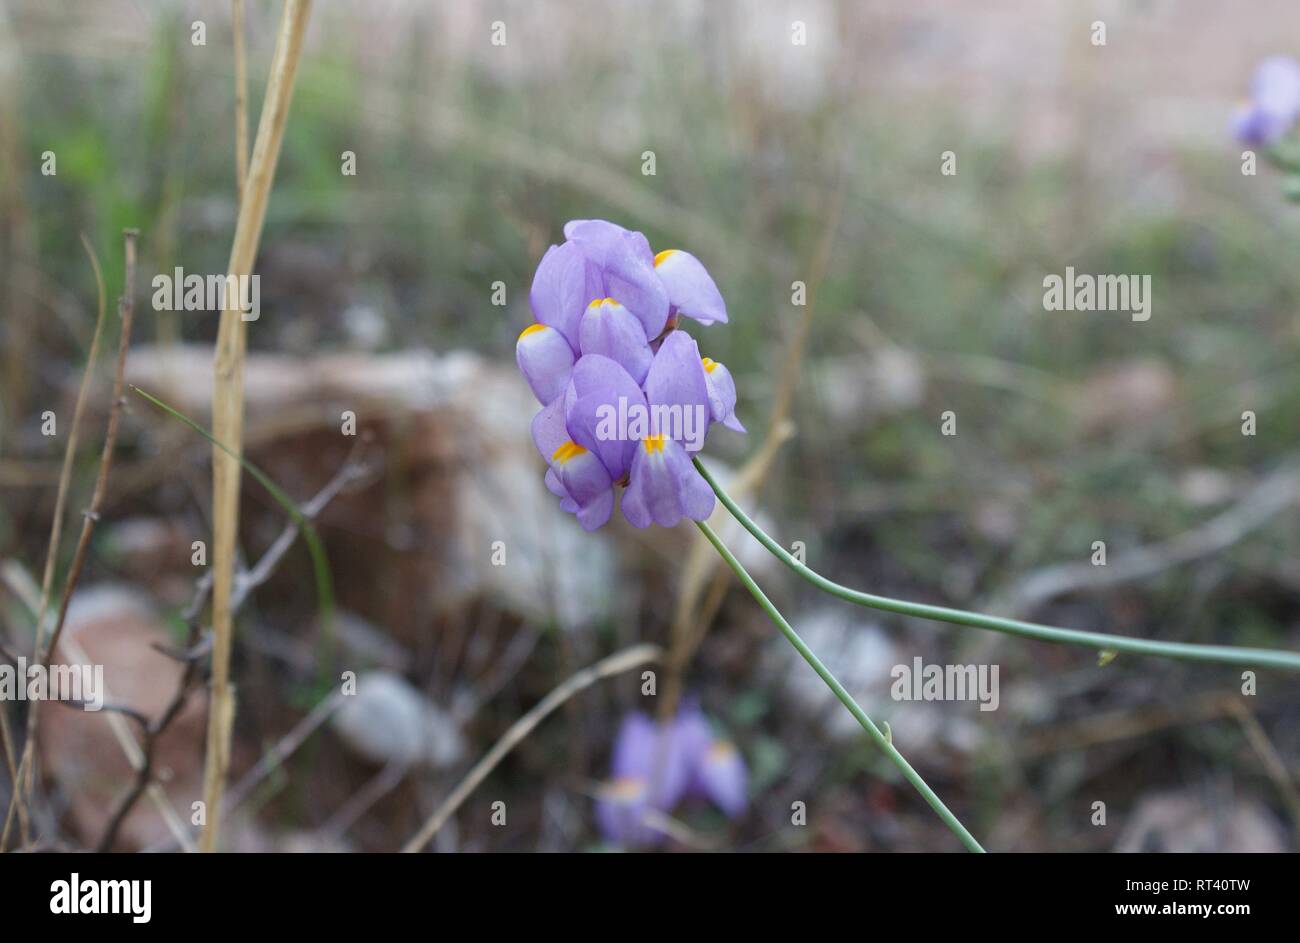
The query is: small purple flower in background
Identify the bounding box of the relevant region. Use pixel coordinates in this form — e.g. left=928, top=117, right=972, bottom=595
left=1233, top=56, right=1300, bottom=146
left=595, top=713, right=691, bottom=847
left=595, top=703, right=748, bottom=848
left=517, top=219, right=743, bottom=530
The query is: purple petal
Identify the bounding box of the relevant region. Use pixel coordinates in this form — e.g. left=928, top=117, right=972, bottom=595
left=1234, top=103, right=1290, bottom=146
left=578, top=299, right=653, bottom=384
left=643, top=330, right=711, bottom=451
left=609, top=713, right=692, bottom=811
left=620, top=435, right=715, bottom=528
left=673, top=703, right=713, bottom=770
left=565, top=220, right=670, bottom=340
left=701, top=356, right=745, bottom=433
left=596, top=711, right=697, bottom=846
left=516, top=323, right=574, bottom=405
left=653, top=249, right=728, bottom=325
left=564, top=354, right=646, bottom=480
left=595, top=777, right=662, bottom=847
left=697, top=740, right=748, bottom=818
left=531, top=397, right=568, bottom=463
left=529, top=242, right=597, bottom=350
left=1252, top=56, right=1300, bottom=119
left=610, top=713, right=658, bottom=780
left=1235, top=57, right=1300, bottom=146
left=543, top=467, right=579, bottom=513
left=550, top=440, right=614, bottom=531
left=670, top=702, right=748, bottom=818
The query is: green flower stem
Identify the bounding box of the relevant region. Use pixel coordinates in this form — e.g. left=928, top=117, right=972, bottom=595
left=694, top=458, right=1300, bottom=673
left=694, top=520, right=986, bottom=853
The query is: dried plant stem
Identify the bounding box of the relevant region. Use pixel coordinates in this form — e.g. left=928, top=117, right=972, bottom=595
left=4, top=237, right=105, bottom=848
left=0, top=706, right=18, bottom=835
left=232, top=0, right=249, bottom=200
left=2, top=231, right=137, bottom=851
left=33, top=236, right=107, bottom=656
left=402, top=643, right=663, bottom=852
left=5, top=237, right=107, bottom=849
left=203, top=0, right=312, bottom=853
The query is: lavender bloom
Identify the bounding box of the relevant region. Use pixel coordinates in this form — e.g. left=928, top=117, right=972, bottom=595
left=564, top=353, right=647, bottom=482
left=515, top=323, right=574, bottom=405
left=529, top=241, right=594, bottom=350
left=595, top=713, right=692, bottom=847
left=701, top=356, right=745, bottom=433
left=578, top=297, right=653, bottom=384
left=519, top=219, right=741, bottom=529
left=596, top=705, right=748, bottom=848
left=621, top=434, right=715, bottom=528
left=652, top=249, right=728, bottom=325
left=531, top=389, right=617, bottom=531
left=1234, top=56, right=1300, bottom=146
left=642, top=330, right=712, bottom=452
left=565, top=219, right=670, bottom=340
left=621, top=331, right=716, bottom=528
left=672, top=703, right=748, bottom=816
left=695, top=740, right=749, bottom=817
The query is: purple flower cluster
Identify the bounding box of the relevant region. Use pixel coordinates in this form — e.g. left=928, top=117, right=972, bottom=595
left=517, top=220, right=743, bottom=531
left=1234, top=56, right=1300, bottom=146
left=596, top=703, right=748, bottom=847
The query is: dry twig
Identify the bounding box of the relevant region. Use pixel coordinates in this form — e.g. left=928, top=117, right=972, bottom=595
left=204, top=0, right=313, bottom=853
left=2, top=230, right=137, bottom=851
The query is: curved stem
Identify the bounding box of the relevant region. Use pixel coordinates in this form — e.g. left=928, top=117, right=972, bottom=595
left=695, top=458, right=1300, bottom=673
left=695, top=520, right=985, bottom=853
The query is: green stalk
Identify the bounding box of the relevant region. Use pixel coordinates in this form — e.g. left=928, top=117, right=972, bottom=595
left=694, top=458, right=1300, bottom=673
left=695, top=520, right=986, bottom=853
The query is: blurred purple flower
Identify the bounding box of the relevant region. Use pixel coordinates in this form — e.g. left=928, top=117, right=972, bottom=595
left=1233, top=56, right=1300, bottom=146
left=676, top=704, right=749, bottom=818
left=517, top=219, right=741, bottom=530
left=595, top=703, right=748, bottom=848
left=595, top=713, right=691, bottom=847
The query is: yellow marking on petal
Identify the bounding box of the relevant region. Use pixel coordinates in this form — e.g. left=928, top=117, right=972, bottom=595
left=653, top=249, right=679, bottom=268
left=701, top=357, right=718, bottom=374
left=709, top=740, right=737, bottom=762
left=642, top=434, right=666, bottom=454
left=605, top=776, right=647, bottom=801
left=551, top=440, right=588, bottom=465
left=519, top=322, right=548, bottom=340
left=586, top=297, right=620, bottom=312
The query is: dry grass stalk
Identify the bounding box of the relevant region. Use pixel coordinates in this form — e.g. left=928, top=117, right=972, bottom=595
left=233, top=0, right=249, bottom=200
left=202, top=0, right=313, bottom=853
left=2, top=231, right=139, bottom=851
left=5, top=236, right=106, bottom=847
